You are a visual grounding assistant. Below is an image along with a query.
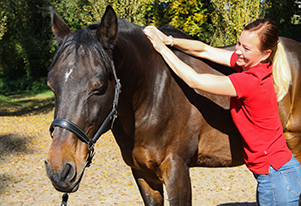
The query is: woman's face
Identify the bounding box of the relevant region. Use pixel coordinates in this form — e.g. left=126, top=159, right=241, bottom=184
left=235, top=30, right=271, bottom=70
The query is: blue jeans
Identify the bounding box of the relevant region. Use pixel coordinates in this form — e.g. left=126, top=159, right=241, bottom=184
left=253, top=156, right=301, bottom=206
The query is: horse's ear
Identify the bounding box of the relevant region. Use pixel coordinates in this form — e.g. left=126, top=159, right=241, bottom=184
left=49, top=6, right=71, bottom=46
left=96, top=5, right=118, bottom=49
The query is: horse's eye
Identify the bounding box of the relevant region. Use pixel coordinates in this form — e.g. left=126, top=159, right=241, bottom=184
left=90, top=83, right=107, bottom=96
left=92, top=88, right=105, bottom=95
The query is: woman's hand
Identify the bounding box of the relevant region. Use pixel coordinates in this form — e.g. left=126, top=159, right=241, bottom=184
left=144, top=26, right=169, bottom=53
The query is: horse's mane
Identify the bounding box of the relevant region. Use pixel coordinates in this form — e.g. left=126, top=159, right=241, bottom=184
left=49, top=23, right=113, bottom=75
left=159, top=25, right=194, bottom=40
left=117, top=19, right=143, bottom=33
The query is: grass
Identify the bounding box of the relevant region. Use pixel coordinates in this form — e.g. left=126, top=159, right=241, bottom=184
left=0, top=90, right=55, bottom=116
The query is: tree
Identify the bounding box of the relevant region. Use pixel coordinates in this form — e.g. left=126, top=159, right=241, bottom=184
left=0, top=0, right=299, bottom=93
left=264, top=0, right=300, bottom=41
left=210, top=0, right=264, bottom=46
left=168, top=0, right=214, bottom=42
left=0, top=0, right=53, bottom=91
left=50, top=0, right=90, bottom=30
left=0, top=12, right=7, bottom=40
left=145, top=0, right=215, bottom=43
left=81, top=0, right=149, bottom=26
left=144, top=0, right=171, bottom=27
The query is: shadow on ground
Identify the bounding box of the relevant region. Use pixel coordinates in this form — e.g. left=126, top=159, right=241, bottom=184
left=0, top=93, right=54, bottom=116
left=0, top=134, right=34, bottom=155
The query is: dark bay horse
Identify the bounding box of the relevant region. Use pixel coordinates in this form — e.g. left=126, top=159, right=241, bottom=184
left=45, top=6, right=301, bottom=205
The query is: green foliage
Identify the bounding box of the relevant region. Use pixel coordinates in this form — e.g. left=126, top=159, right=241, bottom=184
left=144, top=0, right=171, bottom=27
left=210, top=0, right=264, bottom=46
left=80, top=0, right=149, bottom=26
left=0, top=0, right=54, bottom=86
left=145, top=0, right=215, bottom=43
left=0, top=11, right=7, bottom=40
left=169, top=0, right=214, bottom=42
left=0, top=0, right=299, bottom=93
left=0, top=77, right=49, bottom=94
left=264, top=0, right=300, bottom=42
left=50, top=0, right=89, bottom=30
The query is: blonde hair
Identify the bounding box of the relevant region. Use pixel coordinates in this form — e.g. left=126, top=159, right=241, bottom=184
left=244, top=19, right=291, bottom=101
left=272, top=42, right=291, bottom=101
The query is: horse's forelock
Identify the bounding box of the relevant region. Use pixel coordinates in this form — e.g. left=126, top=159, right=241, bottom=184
left=49, top=24, right=113, bottom=77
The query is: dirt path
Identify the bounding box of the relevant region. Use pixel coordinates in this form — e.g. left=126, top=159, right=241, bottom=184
left=0, top=111, right=257, bottom=206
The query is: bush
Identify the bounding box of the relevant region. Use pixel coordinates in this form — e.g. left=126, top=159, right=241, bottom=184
left=0, top=77, right=49, bottom=95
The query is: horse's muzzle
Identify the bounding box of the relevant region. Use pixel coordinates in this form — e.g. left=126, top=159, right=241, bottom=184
left=45, top=160, right=81, bottom=193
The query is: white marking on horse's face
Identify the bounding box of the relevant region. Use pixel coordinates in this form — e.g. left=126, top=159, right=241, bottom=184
left=65, top=69, right=73, bottom=82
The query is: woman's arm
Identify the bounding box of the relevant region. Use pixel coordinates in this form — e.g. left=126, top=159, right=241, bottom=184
left=145, top=26, right=233, bottom=67
left=144, top=26, right=237, bottom=97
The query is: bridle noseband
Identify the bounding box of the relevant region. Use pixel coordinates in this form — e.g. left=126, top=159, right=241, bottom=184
left=49, top=62, right=121, bottom=168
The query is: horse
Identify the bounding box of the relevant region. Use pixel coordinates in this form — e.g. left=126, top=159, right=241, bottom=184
left=45, top=5, right=301, bottom=205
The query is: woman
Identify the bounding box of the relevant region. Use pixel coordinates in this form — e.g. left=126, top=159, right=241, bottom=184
left=144, top=19, right=301, bottom=205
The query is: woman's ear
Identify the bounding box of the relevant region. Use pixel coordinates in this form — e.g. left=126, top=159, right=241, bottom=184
left=261, top=49, right=272, bottom=62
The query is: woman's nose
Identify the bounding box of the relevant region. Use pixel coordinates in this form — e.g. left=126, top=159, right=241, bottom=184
left=235, top=45, right=242, bottom=55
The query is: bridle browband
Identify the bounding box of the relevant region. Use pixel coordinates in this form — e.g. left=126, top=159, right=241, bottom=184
left=49, top=60, right=121, bottom=168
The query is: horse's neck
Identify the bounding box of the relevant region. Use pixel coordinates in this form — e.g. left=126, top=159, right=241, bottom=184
left=113, top=33, right=155, bottom=92
left=113, top=33, right=171, bottom=123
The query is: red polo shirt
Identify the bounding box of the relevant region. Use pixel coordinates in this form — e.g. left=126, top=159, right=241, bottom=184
left=228, top=52, right=292, bottom=174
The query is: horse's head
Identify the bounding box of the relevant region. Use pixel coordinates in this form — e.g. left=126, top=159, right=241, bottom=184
left=45, top=6, right=119, bottom=193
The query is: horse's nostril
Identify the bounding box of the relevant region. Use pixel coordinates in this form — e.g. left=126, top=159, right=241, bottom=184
left=62, top=163, right=76, bottom=182
left=45, top=160, right=55, bottom=178
left=45, top=160, right=76, bottom=184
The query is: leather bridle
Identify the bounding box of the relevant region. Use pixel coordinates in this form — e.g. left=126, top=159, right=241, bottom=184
left=49, top=60, right=121, bottom=205
left=49, top=61, right=121, bottom=168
